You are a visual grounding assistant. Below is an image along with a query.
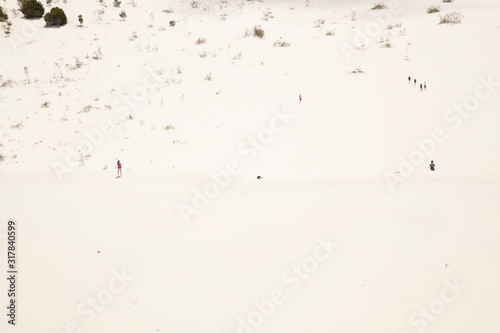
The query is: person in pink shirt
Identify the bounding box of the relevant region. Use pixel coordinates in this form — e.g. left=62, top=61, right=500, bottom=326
left=117, top=160, right=122, bottom=177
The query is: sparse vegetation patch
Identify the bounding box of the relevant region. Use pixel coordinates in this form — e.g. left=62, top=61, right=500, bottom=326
left=371, top=2, right=387, bottom=10
left=439, top=12, right=463, bottom=24
left=427, top=6, right=440, bottom=14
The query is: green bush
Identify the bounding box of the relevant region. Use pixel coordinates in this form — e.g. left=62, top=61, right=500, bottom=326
left=44, top=7, right=67, bottom=26
left=0, top=6, right=8, bottom=21
left=20, top=0, right=45, bottom=19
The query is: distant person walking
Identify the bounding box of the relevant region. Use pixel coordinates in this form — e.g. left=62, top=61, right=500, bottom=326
left=408, top=75, right=411, bottom=84
left=414, top=78, right=417, bottom=87
left=429, top=160, right=435, bottom=171
left=116, top=160, right=122, bottom=177
left=299, top=94, right=302, bottom=103
left=424, top=81, right=427, bottom=90
left=420, top=83, right=423, bottom=91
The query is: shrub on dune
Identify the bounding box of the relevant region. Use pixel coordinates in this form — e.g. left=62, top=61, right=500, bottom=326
left=0, top=6, right=8, bottom=21
left=20, top=0, right=45, bottom=19
left=44, top=7, right=67, bottom=27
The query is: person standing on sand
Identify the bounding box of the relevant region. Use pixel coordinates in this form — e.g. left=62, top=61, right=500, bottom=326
left=299, top=94, right=302, bottom=103
left=408, top=75, right=411, bottom=83
left=117, top=160, right=122, bottom=177
left=420, top=83, right=423, bottom=91
left=424, top=81, right=427, bottom=90
left=414, top=78, right=417, bottom=87
left=429, top=160, right=435, bottom=171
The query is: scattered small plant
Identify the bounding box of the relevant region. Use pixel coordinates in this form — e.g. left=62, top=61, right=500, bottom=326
left=273, top=38, right=291, bottom=47
left=162, top=124, right=175, bottom=130
left=24, top=66, right=30, bottom=84
left=113, top=0, right=121, bottom=7
left=20, top=0, right=45, bottom=19
left=68, top=57, right=83, bottom=70
left=41, top=101, right=50, bottom=108
left=313, top=18, right=325, bottom=28
left=44, top=7, right=67, bottom=27
left=386, top=22, right=402, bottom=29
left=349, top=66, right=365, bottom=74
left=262, top=10, right=273, bottom=20
left=46, top=0, right=52, bottom=5
left=232, top=51, right=242, bottom=60
left=199, top=51, right=208, bottom=58
left=442, top=0, right=454, bottom=2
left=351, top=9, right=358, bottom=21
left=129, top=31, right=138, bottom=40
left=78, top=105, right=93, bottom=113
left=325, top=30, right=335, bottom=36
left=78, top=14, right=83, bottom=26
left=169, top=20, right=176, bottom=26
left=163, top=7, right=174, bottom=14
left=54, top=58, right=63, bottom=77
left=95, top=8, right=105, bottom=20
left=371, top=2, right=387, bottom=10
left=439, top=12, right=463, bottom=24
left=119, top=10, right=126, bottom=19
left=204, top=73, right=212, bottom=81
left=427, top=6, right=440, bottom=14
left=379, top=33, right=392, bottom=47
left=92, top=46, right=102, bottom=60
left=191, top=1, right=200, bottom=8
left=253, top=25, right=264, bottom=38
left=195, top=37, right=206, bottom=45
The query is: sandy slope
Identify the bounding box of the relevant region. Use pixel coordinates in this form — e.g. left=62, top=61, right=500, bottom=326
left=1, top=0, right=500, bottom=332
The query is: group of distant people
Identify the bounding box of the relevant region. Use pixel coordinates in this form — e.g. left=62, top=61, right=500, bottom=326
left=408, top=76, right=426, bottom=91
